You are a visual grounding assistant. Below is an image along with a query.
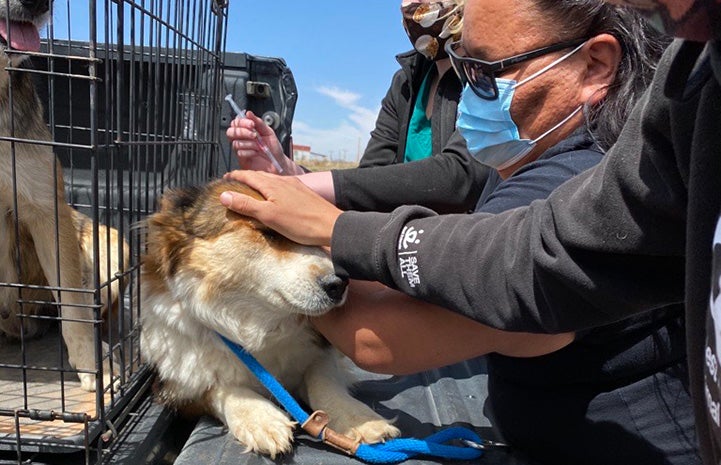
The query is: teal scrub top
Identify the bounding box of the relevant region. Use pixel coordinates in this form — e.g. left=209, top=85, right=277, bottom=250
left=403, top=69, right=433, bottom=163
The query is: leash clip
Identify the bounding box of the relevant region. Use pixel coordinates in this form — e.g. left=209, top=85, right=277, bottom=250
left=301, top=410, right=361, bottom=456
left=459, top=438, right=510, bottom=450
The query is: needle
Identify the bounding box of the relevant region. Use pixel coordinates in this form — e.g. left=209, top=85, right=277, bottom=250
left=225, top=94, right=285, bottom=173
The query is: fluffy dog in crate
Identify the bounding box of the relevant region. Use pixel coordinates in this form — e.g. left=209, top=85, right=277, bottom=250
left=140, top=180, right=400, bottom=457
left=0, top=0, right=128, bottom=390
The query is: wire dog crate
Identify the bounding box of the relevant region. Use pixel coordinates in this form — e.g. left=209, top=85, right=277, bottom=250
left=0, top=0, right=227, bottom=463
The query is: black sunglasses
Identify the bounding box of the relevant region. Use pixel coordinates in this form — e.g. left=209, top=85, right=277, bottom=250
left=445, top=37, right=589, bottom=100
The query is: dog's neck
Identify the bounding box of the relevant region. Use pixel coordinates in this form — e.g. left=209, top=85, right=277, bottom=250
left=207, top=301, right=313, bottom=354
left=150, top=285, right=301, bottom=354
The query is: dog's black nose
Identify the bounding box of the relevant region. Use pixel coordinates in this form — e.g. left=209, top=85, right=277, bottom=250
left=319, top=275, right=348, bottom=303
left=20, top=0, right=49, bottom=15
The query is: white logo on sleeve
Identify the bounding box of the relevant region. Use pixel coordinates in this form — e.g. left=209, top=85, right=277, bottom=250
left=705, top=215, right=721, bottom=431
left=398, top=226, right=424, bottom=288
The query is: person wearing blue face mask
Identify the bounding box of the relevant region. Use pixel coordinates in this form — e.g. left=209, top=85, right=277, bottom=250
left=442, top=1, right=645, bottom=182
left=452, top=40, right=587, bottom=173
left=441, top=2, right=689, bottom=463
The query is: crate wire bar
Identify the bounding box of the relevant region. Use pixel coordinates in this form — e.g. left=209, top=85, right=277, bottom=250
left=0, top=0, right=227, bottom=463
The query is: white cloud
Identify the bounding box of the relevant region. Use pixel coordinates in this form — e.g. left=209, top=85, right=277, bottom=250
left=292, top=85, right=380, bottom=162
left=316, top=86, right=361, bottom=107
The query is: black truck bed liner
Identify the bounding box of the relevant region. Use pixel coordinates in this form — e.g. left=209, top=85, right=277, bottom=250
left=174, top=357, right=538, bottom=465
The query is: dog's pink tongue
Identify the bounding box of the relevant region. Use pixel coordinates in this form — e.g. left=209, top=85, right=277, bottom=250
left=0, top=20, right=40, bottom=52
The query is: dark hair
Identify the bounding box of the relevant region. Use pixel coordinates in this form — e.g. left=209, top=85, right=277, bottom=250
left=532, top=0, right=671, bottom=150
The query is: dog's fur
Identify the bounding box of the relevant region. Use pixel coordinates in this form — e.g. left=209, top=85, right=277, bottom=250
left=140, top=180, right=400, bottom=457
left=0, top=0, right=128, bottom=390
left=1, top=209, right=129, bottom=339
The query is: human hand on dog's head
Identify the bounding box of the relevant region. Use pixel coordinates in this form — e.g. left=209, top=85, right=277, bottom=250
left=226, top=111, right=304, bottom=175
left=220, top=170, right=342, bottom=246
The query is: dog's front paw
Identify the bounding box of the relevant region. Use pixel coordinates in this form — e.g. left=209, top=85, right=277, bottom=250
left=76, top=342, right=121, bottom=392
left=78, top=372, right=96, bottom=391
left=344, top=418, right=400, bottom=445
left=329, top=404, right=400, bottom=445
left=77, top=369, right=120, bottom=392
left=227, top=404, right=296, bottom=458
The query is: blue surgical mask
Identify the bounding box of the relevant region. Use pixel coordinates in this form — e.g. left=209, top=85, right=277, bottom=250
left=456, top=43, right=585, bottom=171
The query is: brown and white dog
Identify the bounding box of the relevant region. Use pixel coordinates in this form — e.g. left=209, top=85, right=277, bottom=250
left=140, top=180, right=400, bottom=457
left=0, top=0, right=127, bottom=390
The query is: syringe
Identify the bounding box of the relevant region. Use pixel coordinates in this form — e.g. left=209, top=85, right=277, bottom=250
left=225, top=94, right=285, bottom=173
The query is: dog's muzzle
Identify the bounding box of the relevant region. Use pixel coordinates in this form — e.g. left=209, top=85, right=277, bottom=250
left=318, top=275, right=348, bottom=305
left=0, top=0, right=50, bottom=52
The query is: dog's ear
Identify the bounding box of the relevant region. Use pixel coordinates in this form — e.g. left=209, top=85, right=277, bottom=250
left=146, top=187, right=201, bottom=278
left=146, top=213, right=192, bottom=279
left=159, top=185, right=202, bottom=214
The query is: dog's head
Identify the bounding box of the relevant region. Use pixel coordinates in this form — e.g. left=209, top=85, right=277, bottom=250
left=0, top=0, right=50, bottom=65
left=143, top=179, right=348, bottom=318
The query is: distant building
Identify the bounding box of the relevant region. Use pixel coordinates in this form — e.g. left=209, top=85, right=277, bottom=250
left=292, top=144, right=311, bottom=161
left=292, top=144, right=327, bottom=162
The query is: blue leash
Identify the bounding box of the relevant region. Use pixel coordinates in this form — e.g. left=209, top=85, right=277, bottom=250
left=219, top=334, right=485, bottom=463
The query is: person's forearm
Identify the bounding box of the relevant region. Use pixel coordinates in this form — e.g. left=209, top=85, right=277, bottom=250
left=297, top=171, right=336, bottom=204
left=313, top=281, right=574, bottom=375
left=332, top=132, right=487, bottom=213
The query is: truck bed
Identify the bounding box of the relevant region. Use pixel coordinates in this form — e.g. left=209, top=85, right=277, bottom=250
left=173, top=357, right=537, bottom=465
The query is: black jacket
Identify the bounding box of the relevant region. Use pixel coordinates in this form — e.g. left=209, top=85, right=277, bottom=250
left=330, top=51, right=487, bottom=213
left=330, top=40, right=721, bottom=464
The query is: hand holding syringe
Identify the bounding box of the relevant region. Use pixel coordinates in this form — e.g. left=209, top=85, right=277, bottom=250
left=225, top=94, right=285, bottom=174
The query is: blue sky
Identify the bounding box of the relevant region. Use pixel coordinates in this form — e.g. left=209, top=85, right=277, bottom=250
left=225, top=2, right=411, bottom=161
